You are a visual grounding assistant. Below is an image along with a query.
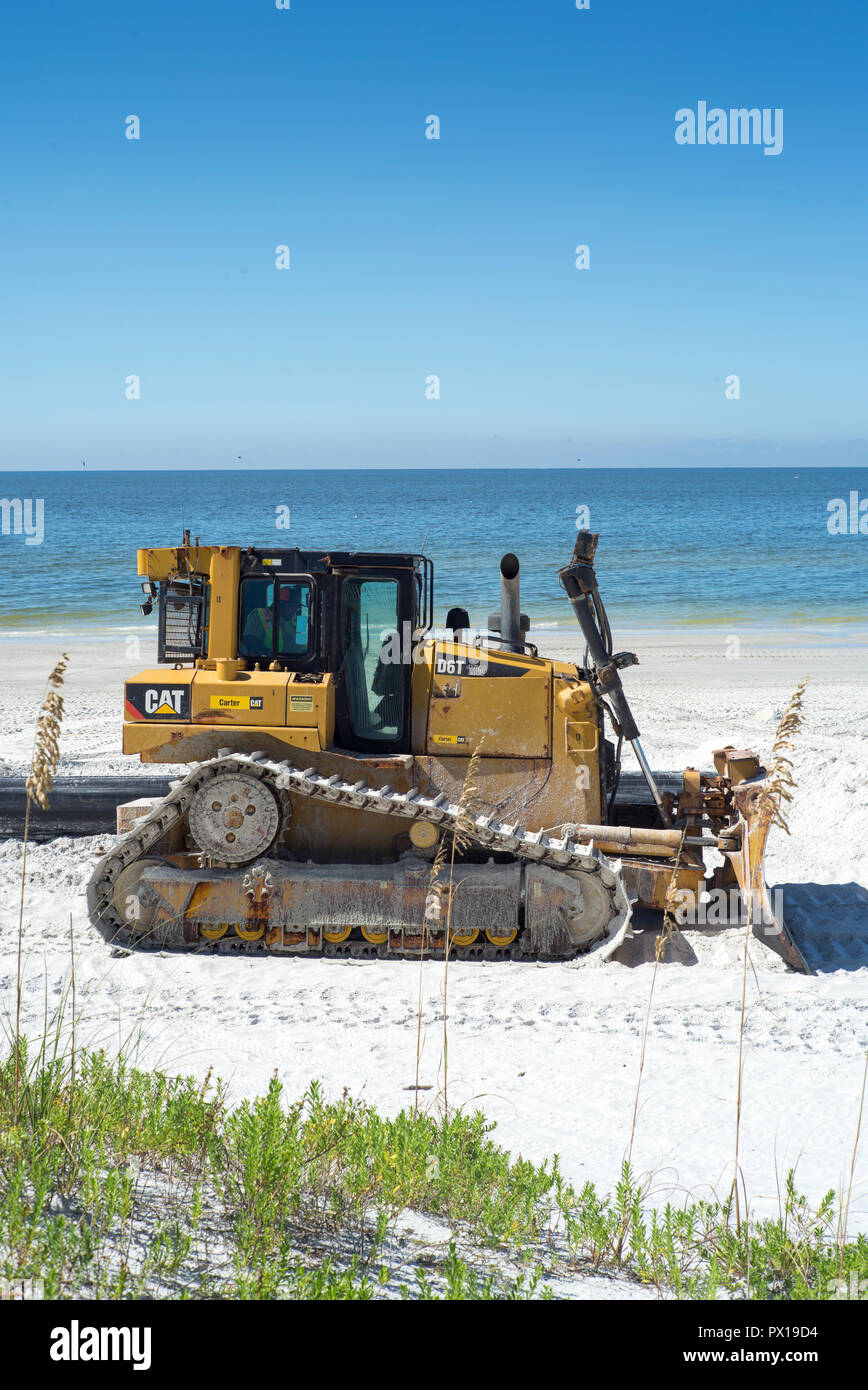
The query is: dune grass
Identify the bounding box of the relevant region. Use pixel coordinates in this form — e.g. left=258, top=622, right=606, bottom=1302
left=1, top=1039, right=866, bottom=1301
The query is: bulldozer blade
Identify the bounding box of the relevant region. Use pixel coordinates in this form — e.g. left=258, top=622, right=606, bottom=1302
left=591, top=910, right=634, bottom=964
left=725, top=776, right=811, bottom=974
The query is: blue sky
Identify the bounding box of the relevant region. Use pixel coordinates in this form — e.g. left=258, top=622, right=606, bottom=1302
left=1, top=0, right=865, bottom=469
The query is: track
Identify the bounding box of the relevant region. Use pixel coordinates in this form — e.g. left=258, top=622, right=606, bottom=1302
left=85, top=751, right=634, bottom=960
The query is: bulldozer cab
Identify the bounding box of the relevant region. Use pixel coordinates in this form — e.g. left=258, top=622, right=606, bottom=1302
left=148, top=546, right=433, bottom=755
left=235, top=547, right=431, bottom=756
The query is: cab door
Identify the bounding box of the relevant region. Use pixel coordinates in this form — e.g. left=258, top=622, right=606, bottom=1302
left=335, top=571, right=413, bottom=752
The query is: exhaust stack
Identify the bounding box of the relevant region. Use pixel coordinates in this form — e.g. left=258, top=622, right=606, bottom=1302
left=486, top=552, right=530, bottom=650
left=500, top=553, right=522, bottom=651
left=487, top=552, right=530, bottom=652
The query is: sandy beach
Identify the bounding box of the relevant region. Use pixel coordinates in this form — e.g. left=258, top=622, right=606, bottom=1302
left=2, top=625, right=867, bottom=1245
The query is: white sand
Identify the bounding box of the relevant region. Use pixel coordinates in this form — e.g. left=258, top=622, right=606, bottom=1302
left=2, top=628, right=867, bottom=1250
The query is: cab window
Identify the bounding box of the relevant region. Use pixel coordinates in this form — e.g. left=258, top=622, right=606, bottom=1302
left=342, top=578, right=403, bottom=743
left=239, top=578, right=312, bottom=659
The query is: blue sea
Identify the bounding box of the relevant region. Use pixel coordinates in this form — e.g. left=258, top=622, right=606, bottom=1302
left=0, top=468, right=866, bottom=638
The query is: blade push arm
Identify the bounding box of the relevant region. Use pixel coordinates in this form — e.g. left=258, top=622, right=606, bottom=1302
left=558, top=531, right=672, bottom=827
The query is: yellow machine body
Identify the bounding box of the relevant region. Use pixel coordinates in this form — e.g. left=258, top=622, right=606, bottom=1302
left=86, top=537, right=805, bottom=970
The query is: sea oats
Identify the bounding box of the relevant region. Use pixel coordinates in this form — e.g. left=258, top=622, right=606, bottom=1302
left=753, top=678, right=808, bottom=838
left=25, top=652, right=69, bottom=809
left=16, top=653, right=69, bottom=1117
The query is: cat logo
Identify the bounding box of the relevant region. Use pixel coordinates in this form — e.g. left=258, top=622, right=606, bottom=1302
left=145, top=689, right=185, bottom=715
left=124, top=683, right=191, bottom=722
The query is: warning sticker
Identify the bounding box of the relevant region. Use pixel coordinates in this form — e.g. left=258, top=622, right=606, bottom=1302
left=209, top=695, right=265, bottom=711
left=289, top=694, right=315, bottom=712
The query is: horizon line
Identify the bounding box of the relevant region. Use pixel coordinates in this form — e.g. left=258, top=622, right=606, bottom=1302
left=3, top=463, right=868, bottom=475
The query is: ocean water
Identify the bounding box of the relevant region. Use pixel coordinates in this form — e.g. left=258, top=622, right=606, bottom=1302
left=0, top=468, right=866, bottom=638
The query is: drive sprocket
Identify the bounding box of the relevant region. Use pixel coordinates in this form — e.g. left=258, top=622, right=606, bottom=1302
left=187, top=772, right=282, bottom=864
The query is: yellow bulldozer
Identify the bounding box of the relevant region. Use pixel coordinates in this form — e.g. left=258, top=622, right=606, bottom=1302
left=86, top=530, right=806, bottom=970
